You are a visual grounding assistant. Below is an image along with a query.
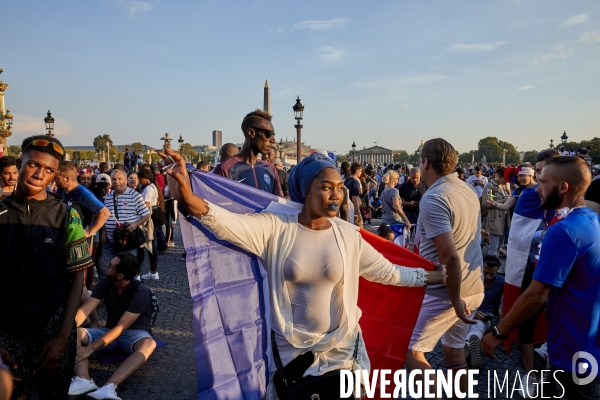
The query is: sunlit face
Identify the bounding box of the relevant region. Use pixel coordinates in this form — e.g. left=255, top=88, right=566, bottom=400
left=536, top=165, right=562, bottom=210
left=475, top=169, right=482, bottom=178
left=54, top=171, right=70, bottom=190
left=79, top=174, right=93, bottom=188
left=386, top=232, right=395, bottom=242
left=112, top=171, right=128, bottom=194
left=1, top=165, right=18, bottom=189
left=127, top=174, right=139, bottom=189
left=249, top=119, right=276, bottom=157
left=518, top=174, right=533, bottom=186
left=409, top=172, right=420, bottom=185
left=17, top=150, right=59, bottom=198
left=304, top=168, right=344, bottom=219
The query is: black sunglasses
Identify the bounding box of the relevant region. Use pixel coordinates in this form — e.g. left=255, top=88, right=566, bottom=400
left=253, top=128, right=275, bottom=139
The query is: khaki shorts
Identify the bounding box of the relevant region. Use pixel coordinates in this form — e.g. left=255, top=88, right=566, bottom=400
left=408, top=292, right=484, bottom=352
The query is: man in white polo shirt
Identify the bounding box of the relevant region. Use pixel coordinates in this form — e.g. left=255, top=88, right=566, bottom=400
left=102, top=170, right=150, bottom=267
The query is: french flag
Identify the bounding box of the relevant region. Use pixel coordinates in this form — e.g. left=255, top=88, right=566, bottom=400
left=503, top=187, right=549, bottom=349
left=179, top=169, right=434, bottom=399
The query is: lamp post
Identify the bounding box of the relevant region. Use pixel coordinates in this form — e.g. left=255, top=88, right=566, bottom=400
left=44, top=110, right=55, bottom=137
left=106, top=142, right=110, bottom=164
left=415, top=140, right=423, bottom=165
left=549, top=139, right=554, bottom=149
left=293, top=96, right=304, bottom=163
left=178, top=134, right=185, bottom=160
left=279, top=138, right=284, bottom=161
left=0, top=68, right=13, bottom=150
left=502, top=148, right=507, bottom=165
left=351, top=141, right=356, bottom=162
left=561, top=131, right=568, bottom=146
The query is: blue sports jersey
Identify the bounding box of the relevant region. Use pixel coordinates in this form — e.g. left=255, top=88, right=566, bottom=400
left=213, top=157, right=283, bottom=197
left=533, top=208, right=600, bottom=372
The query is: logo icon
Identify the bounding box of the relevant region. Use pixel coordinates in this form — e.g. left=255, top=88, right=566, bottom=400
left=572, top=351, right=598, bottom=385
left=263, top=174, right=271, bottom=185
left=67, top=200, right=72, bottom=206
left=44, top=238, right=53, bottom=244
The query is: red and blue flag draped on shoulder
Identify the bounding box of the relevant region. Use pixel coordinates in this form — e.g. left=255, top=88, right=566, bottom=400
left=180, top=169, right=434, bottom=399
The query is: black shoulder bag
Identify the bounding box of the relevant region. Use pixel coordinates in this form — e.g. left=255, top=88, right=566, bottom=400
left=271, top=330, right=359, bottom=400
left=112, top=194, right=146, bottom=252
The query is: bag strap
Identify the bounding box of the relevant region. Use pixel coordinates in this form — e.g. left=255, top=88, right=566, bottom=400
left=112, top=193, right=120, bottom=224
left=270, top=330, right=361, bottom=386
left=270, top=330, right=288, bottom=385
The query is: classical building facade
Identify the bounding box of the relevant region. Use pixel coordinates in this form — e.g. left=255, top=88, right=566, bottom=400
left=352, top=145, right=395, bottom=165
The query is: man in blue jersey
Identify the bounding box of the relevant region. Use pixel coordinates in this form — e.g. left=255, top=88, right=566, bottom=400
left=213, top=109, right=283, bottom=196
left=483, top=156, right=600, bottom=399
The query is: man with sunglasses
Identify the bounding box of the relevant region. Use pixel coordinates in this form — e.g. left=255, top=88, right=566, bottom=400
left=213, top=109, right=283, bottom=196
left=0, top=135, right=93, bottom=399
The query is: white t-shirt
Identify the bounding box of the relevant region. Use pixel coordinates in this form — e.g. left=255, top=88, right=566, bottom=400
left=142, top=184, right=158, bottom=207
left=137, top=153, right=144, bottom=164
left=466, top=174, right=488, bottom=197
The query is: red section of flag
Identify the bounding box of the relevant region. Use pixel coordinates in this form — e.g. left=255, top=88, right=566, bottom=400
left=358, top=229, right=435, bottom=398
left=503, top=283, right=548, bottom=354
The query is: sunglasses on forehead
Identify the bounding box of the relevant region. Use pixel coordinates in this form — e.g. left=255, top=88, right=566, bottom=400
left=252, top=127, right=275, bottom=139
left=23, top=139, right=65, bottom=157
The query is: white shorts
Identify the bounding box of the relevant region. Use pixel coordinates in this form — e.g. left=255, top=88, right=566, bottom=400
left=408, top=292, right=484, bottom=352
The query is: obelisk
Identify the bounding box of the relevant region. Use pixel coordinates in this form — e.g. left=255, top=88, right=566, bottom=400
left=264, top=79, right=270, bottom=114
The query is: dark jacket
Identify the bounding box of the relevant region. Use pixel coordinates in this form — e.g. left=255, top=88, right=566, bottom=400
left=0, top=193, right=73, bottom=337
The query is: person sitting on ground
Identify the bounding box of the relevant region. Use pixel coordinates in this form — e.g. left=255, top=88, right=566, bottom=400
left=377, top=223, right=395, bottom=242
left=370, top=195, right=382, bottom=219
left=68, top=252, right=156, bottom=400
left=465, top=255, right=504, bottom=369
left=0, top=156, right=18, bottom=199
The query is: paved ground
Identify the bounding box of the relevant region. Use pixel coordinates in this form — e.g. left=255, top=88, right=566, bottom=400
left=32, top=220, right=528, bottom=399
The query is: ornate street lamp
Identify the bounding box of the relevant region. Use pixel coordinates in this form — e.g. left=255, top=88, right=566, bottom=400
left=502, top=148, right=507, bottom=165
left=106, top=142, right=110, bottom=164
left=549, top=139, right=554, bottom=149
left=160, top=133, right=173, bottom=149
left=44, top=110, right=55, bottom=137
left=4, top=110, right=12, bottom=129
left=351, top=141, right=356, bottom=162
left=178, top=134, right=184, bottom=151
left=293, top=96, right=304, bottom=163
left=561, top=131, right=568, bottom=146
left=279, top=138, right=284, bottom=161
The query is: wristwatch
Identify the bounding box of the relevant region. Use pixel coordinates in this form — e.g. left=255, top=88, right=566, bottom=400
left=491, top=325, right=508, bottom=340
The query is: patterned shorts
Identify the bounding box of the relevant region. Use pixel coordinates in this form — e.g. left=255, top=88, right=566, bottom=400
left=0, top=307, right=77, bottom=400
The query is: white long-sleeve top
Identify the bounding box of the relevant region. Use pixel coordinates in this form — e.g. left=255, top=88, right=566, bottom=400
left=196, top=201, right=427, bottom=378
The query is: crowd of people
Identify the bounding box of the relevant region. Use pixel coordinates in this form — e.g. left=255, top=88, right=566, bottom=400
left=0, top=108, right=599, bottom=399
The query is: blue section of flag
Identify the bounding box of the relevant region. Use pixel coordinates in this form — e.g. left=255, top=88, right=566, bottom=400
left=181, top=170, right=278, bottom=399
left=513, top=186, right=545, bottom=219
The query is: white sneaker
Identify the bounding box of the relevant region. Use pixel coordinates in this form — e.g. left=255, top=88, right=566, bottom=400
left=68, top=376, right=98, bottom=395
left=523, top=375, right=538, bottom=398
left=141, top=272, right=159, bottom=280
left=86, top=383, right=121, bottom=400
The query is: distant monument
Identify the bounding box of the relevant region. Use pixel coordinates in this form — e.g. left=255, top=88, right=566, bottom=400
left=212, top=130, right=222, bottom=147
left=264, top=79, right=270, bottom=114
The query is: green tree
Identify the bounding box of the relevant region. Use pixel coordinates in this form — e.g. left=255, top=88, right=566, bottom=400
left=393, top=151, right=409, bottom=163
left=521, top=150, right=538, bottom=164
left=476, top=137, right=502, bottom=163
left=336, top=154, right=349, bottom=164
left=458, top=150, right=476, bottom=164
left=129, top=142, right=144, bottom=153
left=180, top=143, right=197, bottom=162
left=93, top=134, right=113, bottom=154
left=498, top=140, right=519, bottom=165
left=7, top=145, right=20, bottom=157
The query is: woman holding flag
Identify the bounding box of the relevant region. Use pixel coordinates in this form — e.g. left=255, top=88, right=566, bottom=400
left=160, top=148, right=446, bottom=399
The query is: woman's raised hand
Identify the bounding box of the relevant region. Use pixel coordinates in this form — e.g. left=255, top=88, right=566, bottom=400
left=158, top=148, right=209, bottom=217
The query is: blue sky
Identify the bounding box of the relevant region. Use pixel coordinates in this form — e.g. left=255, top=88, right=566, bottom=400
left=3, top=1, right=600, bottom=154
